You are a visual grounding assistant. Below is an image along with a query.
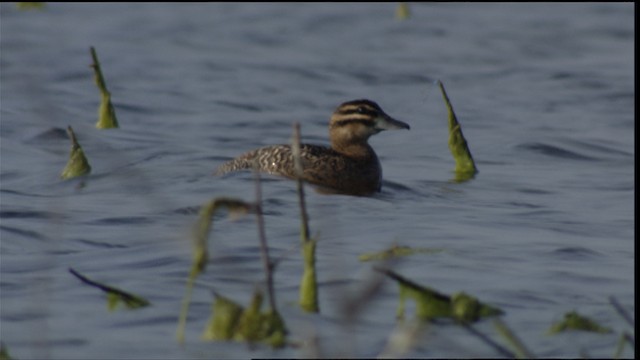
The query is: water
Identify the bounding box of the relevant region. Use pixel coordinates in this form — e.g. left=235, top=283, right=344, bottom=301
left=0, top=3, right=634, bottom=358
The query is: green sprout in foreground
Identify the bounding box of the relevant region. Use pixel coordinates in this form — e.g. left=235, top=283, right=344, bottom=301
left=60, top=126, right=91, bottom=180
left=177, top=198, right=253, bottom=343
left=202, top=290, right=287, bottom=347
left=177, top=176, right=288, bottom=348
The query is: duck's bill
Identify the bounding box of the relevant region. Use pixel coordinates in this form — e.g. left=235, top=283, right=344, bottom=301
left=377, top=115, right=411, bottom=131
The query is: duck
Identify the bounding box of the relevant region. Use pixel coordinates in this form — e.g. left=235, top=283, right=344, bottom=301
left=214, top=99, right=410, bottom=196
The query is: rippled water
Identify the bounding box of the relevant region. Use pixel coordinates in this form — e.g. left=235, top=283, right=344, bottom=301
left=1, top=3, right=634, bottom=359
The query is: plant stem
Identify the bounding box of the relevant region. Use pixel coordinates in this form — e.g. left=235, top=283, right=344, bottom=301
left=254, top=169, right=277, bottom=313
left=291, top=122, right=310, bottom=243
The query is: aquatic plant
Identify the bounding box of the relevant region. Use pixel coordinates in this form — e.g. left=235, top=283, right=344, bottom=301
left=90, top=47, right=119, bottom=129
left=60, top=126, right=91, bottom=179
left=176, top=197, right=254, bottom=343
left=376, top=267, right=503, bottom=322
left=292, top=122, right=319, bottom=313
left=439, top=81, right=478, bottom=181
left=177, top=162, right=289, bottom=347
left=69, top=268, right=150, bottom=310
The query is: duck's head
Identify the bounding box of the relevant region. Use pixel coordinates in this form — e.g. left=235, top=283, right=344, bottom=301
left=329, top=99, right=410, bottom=150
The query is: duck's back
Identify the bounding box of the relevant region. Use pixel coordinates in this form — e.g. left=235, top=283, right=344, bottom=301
left=214, top=144, right=382, bottom=195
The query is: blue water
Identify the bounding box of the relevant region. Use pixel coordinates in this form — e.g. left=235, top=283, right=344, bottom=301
left=1, top=3, right=634, bottom=358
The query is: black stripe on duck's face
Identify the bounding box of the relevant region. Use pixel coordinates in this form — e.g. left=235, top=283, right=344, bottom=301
left=331, top=99, right=410, bottom=132
left=331, top=118, right=375, bottom=129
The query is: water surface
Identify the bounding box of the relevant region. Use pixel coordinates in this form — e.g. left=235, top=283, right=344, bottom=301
left=0, top=3, right=634, bottom=358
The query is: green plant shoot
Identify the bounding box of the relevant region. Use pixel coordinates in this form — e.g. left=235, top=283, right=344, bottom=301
left=60, top=126, right=91, bottom=179
left=299, top=239, right=318, bottom=312
left=90, top=47, right=119, bottom=129
left=438, top=81, right=477, bottom=181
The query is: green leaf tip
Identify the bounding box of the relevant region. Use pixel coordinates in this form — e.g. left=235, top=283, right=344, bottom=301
left=299, top=238, right=319, bottom=313
left=90, top=46, right=119, bottom=129
left=69, top=268, right=150, bottom=310
left=438, top=81, right=478, bottom=181
left=61, top=126, right=91, bottom=180
left=547, top=310, right=612, bottom=334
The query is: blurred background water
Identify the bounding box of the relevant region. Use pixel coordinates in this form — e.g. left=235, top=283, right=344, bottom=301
left=0, top=3, right=634, bottom=359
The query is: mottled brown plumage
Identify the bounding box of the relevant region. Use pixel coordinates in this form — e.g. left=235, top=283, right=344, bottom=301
left=214, top=99, right=410, bottom=195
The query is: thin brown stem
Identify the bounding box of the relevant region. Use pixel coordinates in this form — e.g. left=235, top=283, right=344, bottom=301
left=291, top=122, right=310, bottom=243
left=253, top=168, right=277, bottom=312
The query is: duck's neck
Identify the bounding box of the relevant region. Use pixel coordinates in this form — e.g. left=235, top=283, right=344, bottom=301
left=331, top=137, right=376, bottom=160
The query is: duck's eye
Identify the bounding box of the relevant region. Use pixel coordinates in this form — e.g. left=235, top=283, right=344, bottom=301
left=356, top=106, right=365, bottom=114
